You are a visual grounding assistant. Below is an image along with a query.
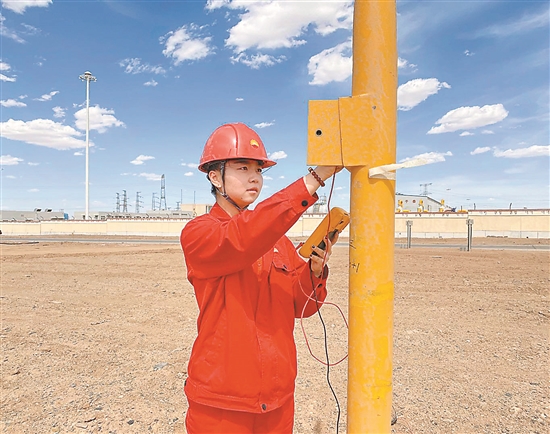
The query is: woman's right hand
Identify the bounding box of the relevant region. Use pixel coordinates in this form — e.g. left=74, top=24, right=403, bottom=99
left=314, top=165, right=344, bottom=181
left=304, top=166, right=344, bottom=195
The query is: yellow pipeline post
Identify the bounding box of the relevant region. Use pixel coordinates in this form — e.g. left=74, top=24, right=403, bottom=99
left=347, top=1, right=397, bottom=432
left=306, top=1, right=396, bottom=431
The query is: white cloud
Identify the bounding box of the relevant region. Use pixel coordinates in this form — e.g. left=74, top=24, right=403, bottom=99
left=0, top=154, right=23, bottom=165
left=5, top=174, right=15, bottom=178
left=184, top=172, right=194, bottom=177
left=161, top=24, right=214, bottom=65
left=74, top=151, right=83, bottom=156
left=236, top=97, right=244, bottom=101
left=218, top=1, right=353, bottom=53
left=52, top=106, right=65, bottom=118
left=400, top=151, right=452, bottom=165
left=205, top=0, right=229, bottom=10
left=263, top=175, right=273, bottom=180
left=398, top=57, right=417, bottom=71
left=0, top=61, right=10, bottom=71
left=470, top=147, right=491, bottom=155
left=427, top=104, right=509, bottom=134
left=74, top=105, right=125, bottom=133
left=473, top=7, right=549, bottom=38
left=1, top=98, right=26, bottom=107
left=21, top=23, right=38, bottom=35
left=1, top=0, right=52, bottom=14
left=0, top=14, right=25, bottom=43
left=268, top=150, right=287, bottom=160
left=481, top=130, right=494, bottom=135
left=493, top=145, right=549, bottom=159
left=144, top=79, right=158, bottom=87
left=254, top=121, right=274, bottom=129
left=139, top=172, right=163, bottom=181
left=34, top=90, right=59, bottom=101
left=28, top=188, right=39, bottom=193
left=131, top=155, right=155, bottom=165
left=308, top=40, right=352, bottom=86
left=398, top=78, right=451, bottom=111
left=464, top=50, right=474, bottom=56
left=0, top=118, right=86, bottom=150
left=27, top=161, right=39, bottom=166
left=460, top=131, right=474, bottom=137
left=181, top=162, right=199, bottom=169
left=119, top=58, right=166, bottom=75
left=230, top=53, right=285, bottom=69
left=0, top=73, right=16, bottom=82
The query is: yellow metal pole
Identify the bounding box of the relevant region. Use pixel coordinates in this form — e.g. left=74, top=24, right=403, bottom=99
left=347, top=1, right=397, bottom=433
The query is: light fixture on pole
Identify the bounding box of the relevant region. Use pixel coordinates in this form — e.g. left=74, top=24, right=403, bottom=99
left=79, top=71, right=97, bottom=220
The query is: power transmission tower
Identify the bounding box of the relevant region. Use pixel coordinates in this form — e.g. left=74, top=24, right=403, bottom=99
left=152, top=192, right=158, bottom=211
left=160, top=174, right=167, bottom=211
left=122, top=190, right=128, bottom=213
left=115, top=193, right=120, bottom=213
left=420, top=183, right=432, bottom=196
left=135, top=191, right=142, bottom=213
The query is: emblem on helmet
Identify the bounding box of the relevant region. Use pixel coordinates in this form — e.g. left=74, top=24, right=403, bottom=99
left=250, top=139, right=259, bottom=148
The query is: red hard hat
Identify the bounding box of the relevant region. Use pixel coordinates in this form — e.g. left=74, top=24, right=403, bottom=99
left=198, top=123, right=277, bottom=172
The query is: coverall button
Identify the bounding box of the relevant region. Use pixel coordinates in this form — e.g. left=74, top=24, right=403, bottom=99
left=261, top=403, right=267, bottom=411
left=301, top=200, right=308, bottom=207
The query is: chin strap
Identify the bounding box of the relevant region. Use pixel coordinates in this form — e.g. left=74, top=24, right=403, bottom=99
left=216, top=161, right=248, bottom=212
left=219, top=190, right=247, bottom=212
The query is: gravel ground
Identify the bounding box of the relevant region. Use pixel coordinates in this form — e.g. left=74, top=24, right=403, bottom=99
left=1, top=238, right=548, bottom=433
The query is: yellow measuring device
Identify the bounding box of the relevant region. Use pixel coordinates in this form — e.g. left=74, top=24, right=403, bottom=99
left=298, top=207, right=350, bottom=258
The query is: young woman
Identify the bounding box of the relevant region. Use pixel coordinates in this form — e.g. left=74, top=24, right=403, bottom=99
left=180, top=123, right=341, bottom=433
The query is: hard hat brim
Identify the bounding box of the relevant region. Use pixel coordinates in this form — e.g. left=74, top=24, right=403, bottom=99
left=199, top=158, right=277, bottom=173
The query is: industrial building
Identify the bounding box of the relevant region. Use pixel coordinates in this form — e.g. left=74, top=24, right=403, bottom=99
left=0, top=209, right=68, bottom=222
left=395, top=194, right=451, bottom=213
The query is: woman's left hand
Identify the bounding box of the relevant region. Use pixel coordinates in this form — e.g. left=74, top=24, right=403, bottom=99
left=310, top=232, right=339, bottom=277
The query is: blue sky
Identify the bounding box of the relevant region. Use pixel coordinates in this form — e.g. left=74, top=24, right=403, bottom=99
left=1, top=0, right=548, bottom=216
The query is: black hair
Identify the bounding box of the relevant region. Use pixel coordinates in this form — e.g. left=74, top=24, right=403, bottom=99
left=204, top=161, right=224, bottom=197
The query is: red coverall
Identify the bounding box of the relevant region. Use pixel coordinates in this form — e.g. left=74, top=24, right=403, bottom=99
left=180, top=178, right=329, bottom=430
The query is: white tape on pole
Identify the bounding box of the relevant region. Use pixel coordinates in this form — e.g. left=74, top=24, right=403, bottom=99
left=368, top=157, right=431, bottom=180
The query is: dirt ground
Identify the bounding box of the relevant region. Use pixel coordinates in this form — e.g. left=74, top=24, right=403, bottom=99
left=1, top=237, right=548, bottom=433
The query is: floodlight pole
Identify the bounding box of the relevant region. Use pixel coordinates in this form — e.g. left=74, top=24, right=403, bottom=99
left=79, top=71, right=96, bottom=220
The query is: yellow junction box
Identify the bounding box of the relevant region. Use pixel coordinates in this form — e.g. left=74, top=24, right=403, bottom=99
left=307, top=95, right=390, bottom=167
